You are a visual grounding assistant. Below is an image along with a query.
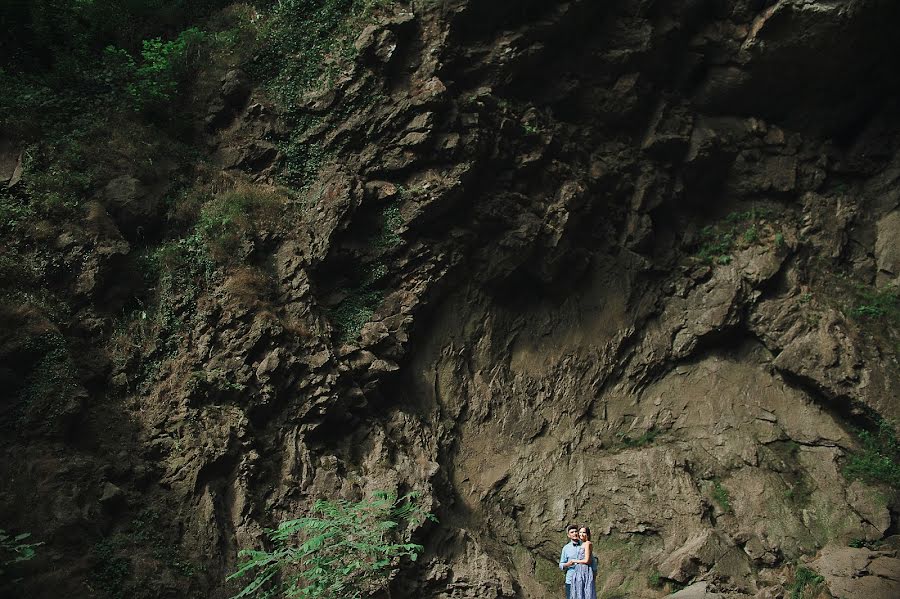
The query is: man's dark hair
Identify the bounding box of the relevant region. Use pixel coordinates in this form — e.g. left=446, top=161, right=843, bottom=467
left=566, top=524, right=578, bottom=532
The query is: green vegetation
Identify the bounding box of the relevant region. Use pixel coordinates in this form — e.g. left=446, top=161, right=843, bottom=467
left=521, top=121, right=540, bottom=136
left=104, top=27, right=206, bottom=112
left=279, top=139, right=329, bottom=190
left=694, top=209, right=775, bottom=265
left=711, top=480, right=732, bottom=513
left=647, top=570, right=662, bottom=588
left=330, top=287, right=385, bottom=344
left=228, top=491, right=434, bottom=599
left=92, top=509, right=195, bottom=598
left=246, top=0, right=397, bottom=187
left=1, top=2, right=218, bottom=135
left=14, top=333, right=79, bottom=431
left=194, top=184, right=285, bottom=263
left=849, top=538, right=877, bottom=549
left=111, top=181, right=285, bottom=390
left=328, top=258, right=391, bottom=343
left=377, top=203, right=403, bottom=248
left=843, top=419, right=900, bottom=490
left=847, top=285, right=900, bottom=324
left=91, top=538, right=131, bottom=598
left=0, top=529, right=41, bottom=576
left=617, top=427, right=660, bottom=448
left=788, top=565, right=825, bottom=599
left=187, top=368, right=246, bottom=402
left=251, top=0, right=394, bottom=112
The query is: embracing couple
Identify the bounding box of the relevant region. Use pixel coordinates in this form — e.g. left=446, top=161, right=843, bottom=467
left=559, top=524, right=597, bottom=599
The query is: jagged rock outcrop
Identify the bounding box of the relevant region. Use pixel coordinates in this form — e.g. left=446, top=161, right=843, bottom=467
left=3, top=1, right=900, bottom=598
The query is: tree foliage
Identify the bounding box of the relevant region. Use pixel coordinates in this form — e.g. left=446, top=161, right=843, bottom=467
left=0, top=1, right=218, bottom=132
left=228, top=491, right=435, bottom=599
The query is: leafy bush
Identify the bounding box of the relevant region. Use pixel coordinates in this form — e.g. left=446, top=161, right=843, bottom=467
left=843, top=419, right=900, bottom=490
left=1, top=2, right=218, bottom=133
left=0, top=529, right=41, bottom=577
left=103, top=27, right=206, bottom=111
left=228, top=491, right=435, bottom=599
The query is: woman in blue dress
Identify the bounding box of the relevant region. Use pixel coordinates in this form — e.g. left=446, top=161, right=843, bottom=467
left=569, top=526, right=597, bottom=599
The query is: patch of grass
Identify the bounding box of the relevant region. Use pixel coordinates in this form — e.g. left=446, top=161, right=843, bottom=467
left=618, top=427, right=660, bottom=448
left=521, top=121, right=540, bottom=136
left=843, top=419, right=900, bottom=490
left=195, top=184, right=284, bottom=263
left=788, top=565, right=825, bottom=599
left=647, top=570, right=662, bottom=588
left=712, top=480, right=731, bottom=513
left=113, top=180, right=283, bottom=390
left=187, top=367, right=245, bottom=403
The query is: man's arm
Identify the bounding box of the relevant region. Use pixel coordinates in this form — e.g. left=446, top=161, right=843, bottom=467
left=559, top=547, right=569, bottom=571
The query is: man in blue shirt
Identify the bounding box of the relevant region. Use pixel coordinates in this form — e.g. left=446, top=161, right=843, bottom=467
left=559, top=524, right=581, bottom=598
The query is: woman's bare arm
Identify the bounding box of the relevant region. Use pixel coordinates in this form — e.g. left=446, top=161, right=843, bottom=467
left=574, top=541, right=592, bottom=564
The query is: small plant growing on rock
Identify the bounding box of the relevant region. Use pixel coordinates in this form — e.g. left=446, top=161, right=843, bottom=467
left=617, top=427, right=659, bottom=448
left=788, top=565, right=825, bottom=599
left=847, top=285, right=900, bottom=324
left=229, top=491, right=435, bottom=599
left=711, top=480, right=731, bottom=513
left=693, top=209, right=776, bottom=265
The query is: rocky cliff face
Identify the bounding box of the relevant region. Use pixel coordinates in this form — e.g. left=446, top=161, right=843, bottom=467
left=3, top=1, right=900, bottom=598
